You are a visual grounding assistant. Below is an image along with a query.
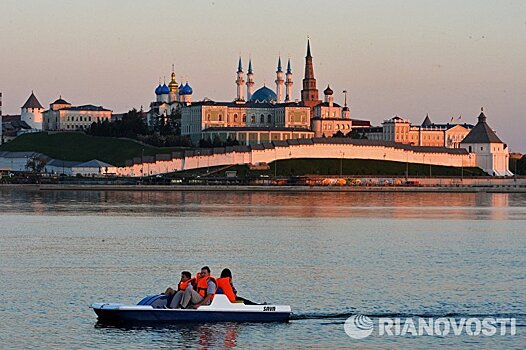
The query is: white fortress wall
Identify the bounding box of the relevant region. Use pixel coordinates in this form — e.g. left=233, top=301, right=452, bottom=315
left=114, top=140, right=477, bottom=177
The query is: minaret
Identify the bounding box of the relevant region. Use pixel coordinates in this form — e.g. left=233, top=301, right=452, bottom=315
left=275, top=56, right=284, bottom=103
left=235, top=57, right=245, bottom=101
left=285, top=59, right=293, bottom=102
left=246, top=58, right=255, bottom=101
left=300, top=39, right=320, bottom=109
left=342, top=90, right=350, bottom=118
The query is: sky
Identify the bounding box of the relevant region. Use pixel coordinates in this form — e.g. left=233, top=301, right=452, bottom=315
left=1, top=0, right=525, bottom=150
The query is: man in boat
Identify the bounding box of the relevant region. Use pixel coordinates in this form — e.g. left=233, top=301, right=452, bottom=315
left=178, top=266, right=217, bottom=309
left=163, top=271, right=195, bottom=308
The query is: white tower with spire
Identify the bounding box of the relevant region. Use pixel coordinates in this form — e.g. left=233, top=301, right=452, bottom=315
left=235, top=57, right=245, bottom=101
left=21, top=91, right=44, bottom=130
left=285, top=59, right=293, bottom=102
left=275, top=57, right=285, bottom=103
left=246, top=59, right=255, bottom=101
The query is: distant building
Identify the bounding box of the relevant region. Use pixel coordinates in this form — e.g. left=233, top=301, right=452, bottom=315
left=71, top=159, right=117, bottom=176
left=147, top=65, right=192, bottom=127
left=42, top=96, right=112, bottom=131
left=311, top=86, right=352, bottom=137
left=0, top=151, right=49, bottom=172
left=181, top=40, right=352, bottom=144
left=21, top=91, right=44, bottom=130
left=1, top=115, right=31, bottom=142
left=182, top=99, right=312, bottom=144
left=363, top=115, right=473, bottom=148
left=460, top=109, right=512, bottom=176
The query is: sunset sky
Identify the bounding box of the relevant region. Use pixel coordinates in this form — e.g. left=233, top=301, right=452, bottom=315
left=1, top=0, right=525, bottom=150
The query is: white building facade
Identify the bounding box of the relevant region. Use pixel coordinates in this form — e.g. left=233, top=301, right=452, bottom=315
left=43, top=97, right=112, bottom=131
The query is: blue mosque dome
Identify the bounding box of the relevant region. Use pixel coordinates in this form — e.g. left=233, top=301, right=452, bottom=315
left=181, top=82, right=193, bottom=95
left=179, top=83, right=185, bottom=94
left=154, top=84, right=162, bottom=95
left=160, top=83, right=170, bottom=95
left=250, top=86, right=277, bottom=103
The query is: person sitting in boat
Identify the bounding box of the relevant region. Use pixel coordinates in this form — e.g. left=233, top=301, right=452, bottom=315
left=178, top=266, right=217, bottom=309
left=216, top=268, right=237, bottom=302
left=163, top=271, right=195, bottom=308
left=215, top=268, right=259, bottom=305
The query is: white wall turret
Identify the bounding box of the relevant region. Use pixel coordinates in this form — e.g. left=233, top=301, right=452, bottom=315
left=285, top=59, right=293, bottom=102
left=246, top=59, right=255, bottom=101
left=275, top=57, right=285, bottom=103
left=460, top=108, right=512, bottom=176
left=21, top=91, right=44, bottom=130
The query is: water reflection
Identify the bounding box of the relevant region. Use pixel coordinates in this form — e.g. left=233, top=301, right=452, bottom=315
left=95, top=322, right=240, bottom=348
left=1, top=189, right=526, bottom=220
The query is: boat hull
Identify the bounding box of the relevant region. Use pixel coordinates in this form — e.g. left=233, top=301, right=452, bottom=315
left=93, top=308, right=290, bottom=324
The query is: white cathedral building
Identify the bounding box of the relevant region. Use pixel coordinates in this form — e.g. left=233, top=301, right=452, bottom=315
left=147, top=65, right=193, bottom=126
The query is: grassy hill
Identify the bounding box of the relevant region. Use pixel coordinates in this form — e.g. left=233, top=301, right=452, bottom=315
left=0, top=132, right=186, bottom=166
left=191, top=158, right=486, bottom=177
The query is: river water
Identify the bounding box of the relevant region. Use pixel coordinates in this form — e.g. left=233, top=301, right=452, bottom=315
left=0, top=189, right=525, bottom=349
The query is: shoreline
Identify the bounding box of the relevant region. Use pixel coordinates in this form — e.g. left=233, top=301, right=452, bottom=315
left=1, top=184, right=526, bottom=193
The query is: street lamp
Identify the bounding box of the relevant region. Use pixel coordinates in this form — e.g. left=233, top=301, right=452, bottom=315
left=405, top=151, right=409, bottom=180
left=340, top=151, right=344, bottom=176
left=141, top=148, right=144, bottom=182
left=274, top=147, right=278, bottom=178
left=461, top=154, right=464, bottom=182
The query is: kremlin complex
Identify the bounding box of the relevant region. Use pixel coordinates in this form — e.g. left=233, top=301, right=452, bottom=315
left=0, top=40, right=513, bottom=176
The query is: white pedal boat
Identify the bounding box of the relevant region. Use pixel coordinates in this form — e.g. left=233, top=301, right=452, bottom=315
left=91, top=294, right=291, bottom=324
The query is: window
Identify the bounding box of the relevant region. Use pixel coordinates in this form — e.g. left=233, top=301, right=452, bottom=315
left=251, top=115, right=255, bottom=123
left=234, top=113, right=238, bottom=121
left=243, top=114, right=246, bottom=122
left=267, top=114, right=272, bottom=123
left=219, top=114, right=222, bottom=121
left=260, top=114, right=264, bottom=123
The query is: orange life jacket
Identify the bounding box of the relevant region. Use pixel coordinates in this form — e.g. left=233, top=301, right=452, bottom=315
left=177, top=278, right=195, bottom=291
left=196, top=275, right=217, bottom=298
left=215, top=277, right=237, bottom=302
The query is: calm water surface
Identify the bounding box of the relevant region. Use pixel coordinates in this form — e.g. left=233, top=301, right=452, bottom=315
left=0, top=189, right=525, bottom=349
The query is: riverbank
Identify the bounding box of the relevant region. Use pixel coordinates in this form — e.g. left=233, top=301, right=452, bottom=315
left=2, top=183, right=526, bottom=193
